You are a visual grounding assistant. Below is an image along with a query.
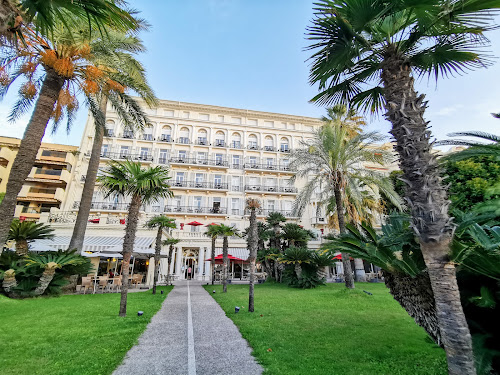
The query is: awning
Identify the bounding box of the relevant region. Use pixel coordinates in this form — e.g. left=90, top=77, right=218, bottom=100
left=29, top=236, right=155, bottom=254
left=212, top=247, right=249, bottom=260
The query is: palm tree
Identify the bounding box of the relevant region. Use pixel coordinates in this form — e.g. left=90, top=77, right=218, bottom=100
left=217, top=224, right=240, bottom=293
left=265, top=212, right=286, bottom=250
left=321, top=104, right=366, bottom=137
left=145, top=216, right=176, bottom=295
left=0, top=19, right=144, bottom=246
left=205, top=224, right=221, bottom=285
left=291, top=123, right=401, bottom=286
left=162, top=238, right=180, bottom=283
left=437, top=130, right=500, bottom=161
left=279, top=247, right=312, bottom=280
left=281, top=223, right=315, bottom=248
left=68, top=27, right=157, bottom=253
left=25, top=250, right=87, bottom=295
left=307, top=2, right=499, bottom=369
left=98, top=160, right=173, bottom=316
left=247, top=199, right=260, bottom=312
left=0, top=0, right=138, bottom=43
left=8, top=219, right=54, bottom=255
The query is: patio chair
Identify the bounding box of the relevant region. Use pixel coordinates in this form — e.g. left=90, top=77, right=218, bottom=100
left=98, top=276, right=109, bottom=292
left=81, top=276, right=93, bottom=294
left=132, top=274, right=143, bottom=288
left=111, top=277, right=122, bottom=292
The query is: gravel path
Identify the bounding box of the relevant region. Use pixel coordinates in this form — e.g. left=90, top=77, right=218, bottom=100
left=113, top=281, right=263, bottom=375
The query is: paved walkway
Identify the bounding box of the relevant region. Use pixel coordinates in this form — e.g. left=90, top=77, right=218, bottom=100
left=113, top=281, right=263, bottom=375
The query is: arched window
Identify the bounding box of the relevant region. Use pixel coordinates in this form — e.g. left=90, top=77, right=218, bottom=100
left=215, top=131, right=225, bottom=147
left=105, top=120, right=115, bottom=137
left=142, top=125, right=153, bottom=141
left=161, top=126, right=172, bottom=142
left=248, top=134, right=258, bottom=150
left=264, top=136, right=274, bottom=151
left=179, top=127, right=190, bottom=144
left=197, top=129, right=208, bottom=145
left=231, top=132, right=241, bottom=148
left=280, top=137, right=290, bottom=152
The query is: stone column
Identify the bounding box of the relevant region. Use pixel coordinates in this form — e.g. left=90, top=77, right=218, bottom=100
left=169, top=249, right=175, bottom=275
left=197, top=247, right=205, bottom=280
left=146, top=256, right=155, bottom=286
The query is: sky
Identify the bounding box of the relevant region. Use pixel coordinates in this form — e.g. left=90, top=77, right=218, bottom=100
left=0, top=0, right=499, bottom=147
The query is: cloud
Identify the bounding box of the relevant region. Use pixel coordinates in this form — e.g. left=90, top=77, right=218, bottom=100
left=433, top=105, right=463, bottom=117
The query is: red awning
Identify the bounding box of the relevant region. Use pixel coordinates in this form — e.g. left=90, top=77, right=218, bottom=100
left=205, top=222, right=219, bottom=226
left=187, top=221, right=203, bottom=226
left=205, top=253, right=246, bottom=262
left=332, top=254, right=353, bottom=260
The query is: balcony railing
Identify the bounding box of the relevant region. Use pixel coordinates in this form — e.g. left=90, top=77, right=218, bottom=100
left=247, top=144, right=259, bottom=150
left=244, top=185, right=297, bottom=193
left=214, top=140, right=225, bottom=147
left=73, top=201, right=130, bottom=211
left=177, top=137, right=191, bottom=144
left=35, top=168, right=63, bottom=176
left=94, top=152, right=154, bottom=162
left=121, top=131, right=134, bottom=139
left=163, top=206, right=227, bottom=214
left=142, top=134, right=153, bottom=141
left=160, top=135, right=172, bottom=142
left=263, top=146, right=275, bottom=152
left=244, top=208, right=296, bottom=217
left=169, top=157, right=228, bottom=167
left=171, top=181, right=229, bottom=190
left=196, top=138, right=208, bottom=146
left=21, top=206, right=51, bottom=214
left=230, top=141, right=242, bottom=149
left=243, top=163, right=294, bottom=172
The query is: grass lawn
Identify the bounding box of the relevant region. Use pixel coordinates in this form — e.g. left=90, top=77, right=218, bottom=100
left=0, top=286, right=172, bottom=375
left=205, top=282, right=447, bottom=375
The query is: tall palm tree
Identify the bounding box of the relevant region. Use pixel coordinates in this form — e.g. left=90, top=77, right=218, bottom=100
left=145, top=215, right=176, bottom=295
left=291, top=123, right=401, bottom=287
left=437, top=130, right=500, bottom=161
left=162, top=238, right=180, bottom=283
left=247, top=199, right=260, bottom=312
left=306, top=1, right=500, bottom=370
left=68, top=28, right=157, bottom=253
left=321, top=104, right=366, bottom=137
left=265, top=211, right=286, bottom=250
left=8, top=219, right=54, bottom=255
left=204, top=223, right=221, bottom=285
left=217, top=224, right=240, bottom=293
left=0, top=19, right=143, bottom=246
left=98, top=160, right=173, bottom=316
left=0, top=0, right=138, bottom=43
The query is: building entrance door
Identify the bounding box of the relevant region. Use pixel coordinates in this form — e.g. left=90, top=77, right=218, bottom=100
left=182, top=248, right=199, bottom=280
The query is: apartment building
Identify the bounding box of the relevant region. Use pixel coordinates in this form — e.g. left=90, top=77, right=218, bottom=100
left=0, top=136, right=77, bottom=221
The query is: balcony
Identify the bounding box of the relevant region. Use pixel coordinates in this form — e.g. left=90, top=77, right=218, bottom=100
left=247, top=144, right=260, bottom=151
left=104, top=130, right=115, bottom=137
left=244, top=208, right=296, bottom=218
left=230, top=141, right=242, bottom=149
left=169, top=157, right=228, bottom=168
left=163, top=206, right=227, bottom=215
left=311, top=217, right=327, bottom=225
left=73, top=201, right=130, bottom=211
left=121, top=131, right=134, bottom=139
left=160, top=135, right=172, bottom=142
left=214, top=140, right=225, bottom=148
left=39, top=150, right=67, bottom=162
left=196, top=138, right=208, bottom=146
left=280, top=146, right=290, bottom=153
left=263, top=146, right=275, bottom=152
left=96, top=152, right=153, bottom=162
left=244, top=185, right=298, bottom=194
left=177, top=137, right=191, bottom=144
left=141, top=134, right=154, bottom=141
left=171, top=181, right=229, bottom=190
left=243, top=163, right=294, bottom=173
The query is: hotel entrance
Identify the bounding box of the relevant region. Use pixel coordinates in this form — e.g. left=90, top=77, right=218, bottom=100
left=182, top=248, right=199, bottom=280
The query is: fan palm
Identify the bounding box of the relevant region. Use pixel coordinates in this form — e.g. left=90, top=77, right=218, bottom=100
left=25, top=250, right=87, bottom=295
left=8, top=219, right=54, bottom=255
left=0, top=19, right=145, bottom=246
left=291, top=122, right=401, bottom=287
left=246, top=199, right=260, bottom=312
left=307, top=1, right=500, bottom=369
left=204, top=223, right=221, bottom=286
left=68, top=27, right=157, bottom=252
left=265, top=211, right=286, bottom=250
left=162, top=237, right=180, bottom=283
left=217, top=224, right=240, bottom=293
left=98, top=160, right=173, bottom=316
left=438, top=130, right=500, bottom=162
left=145, top=215, right=176, bottom=295
left=279, top=247, right=312, bottom=280
left=0, top=0, right=139, bottom=43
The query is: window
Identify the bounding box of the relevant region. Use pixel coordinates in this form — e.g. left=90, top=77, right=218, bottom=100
left=161, top=126, right=172, bottom=142
left=174, top=196, right=182, bottom=208
left=232, top=155, right=240, bottom=168
left=214, top=175, right=222, bottom=187
left=231, top=117, right=241, bottom=124
left=231, top=198, right=239, bottom=210
left=280, top=138, right=290, bottom=152
left=194, top=196, right=202, bottom=208
left=215, top=154, right=224, bottom=165
left=183, top=111, right=190, bottom=118
left=212, top=197, right=221, bottom=213
left=164, top=110, right=174, bottom=117
left=248, top=119, right=257, bottom=126
left=288, top=123, right=296, bottom=130
left=175, top=173, right=185, bottom=187
left=200, top=113, right=209, bottom=121
left=140, top=147, right=151, bottom=160
left=249, top=156, right=257, bottom=167
left=218, top=115, right=224, bottom=122
left=197, top=129, right=208, bottom=145
left=264, top=136, right=274, bottom=151
left=195, top=173, right=204, bottom=185
left=105, top=120, right=115, bottom=137
left=267, top=200, right=275, bottom=211
left=178, top=150, right=187, bottom=161
left=159, top=149, right=169, bottom=164
left=143, top=126, right=153, bottom=141
left=231, top=132, right=242, bottom=148
left=248, top=135, right=258, bottom=150
left=266, top=178, right=276, bottom=191
left=119, top=146, right=129, bottom=158
left=232, top=176, right=240, bottom=191
left=179, top=127, right=190, bottom=144
left=249, top=177, right=258, bottom=188
left=266, top=158, right=274, bottom=169
left=197, top=152, right=208, bottom=164
left=282, top=159, right=290, bottom=170
left=101, top=144, right=109, bottom=157
left=215, top=131, right=225, bottom=147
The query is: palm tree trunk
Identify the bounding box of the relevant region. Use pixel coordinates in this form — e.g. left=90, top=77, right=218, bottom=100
left=68, top=95, right=108, bottom=252
left=152, top=226, right=162, bottom=295
left=0, top=0, right=21, bottom=39
left=34, top=266, right=57, bottom=296
left=119, top=194, right=141, bottom=317
left=354, top=258, right=367, bottom=282
left=381, top=51, right=475, bottom=374
left=167, top=244, right=174, bottom=283
left=15, top=239, right=29, bottom=255
left=383, top=270, right=441, bottom=345
left=222, top=236, right=228, bottom=293
left=248, top=207, right=258, bottom=312
left=0, top=70, right=64, bottom=246
left=294, top=263, right=302, bottom=279
left=333, top=184, right=355, bottom=289
left=211, top=236, right=216, bottom=285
